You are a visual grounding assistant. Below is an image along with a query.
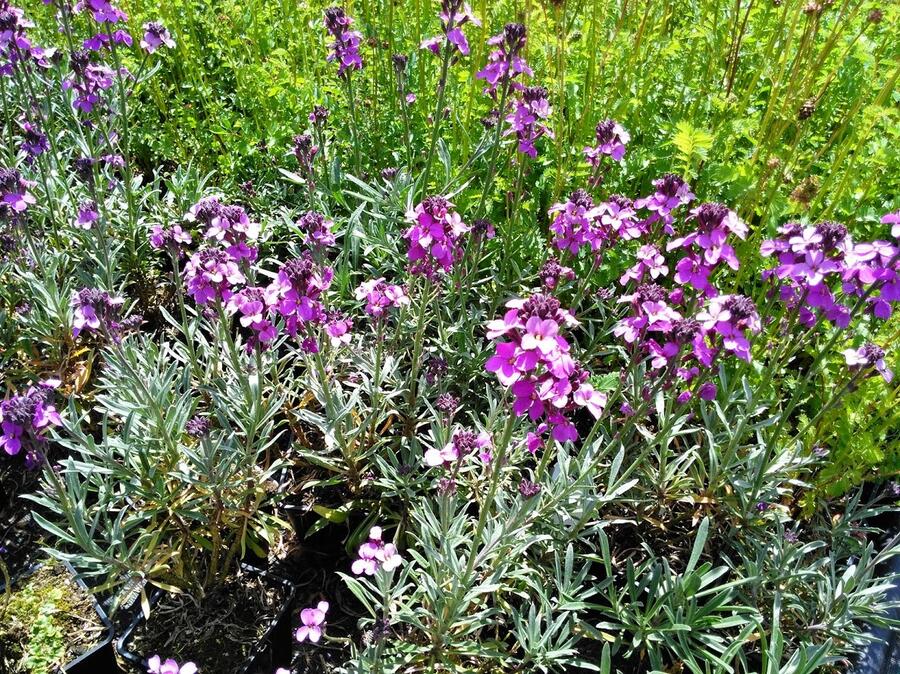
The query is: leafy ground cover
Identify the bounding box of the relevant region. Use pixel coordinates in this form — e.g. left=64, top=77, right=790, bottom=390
left=1, top=0, right=899, bottom=672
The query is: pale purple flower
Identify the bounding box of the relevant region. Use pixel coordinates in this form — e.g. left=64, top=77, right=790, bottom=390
left=74, top=0, right=128, bottom=24
left=19, top=121, right=48, bottom=160
left=71, top=288, right=127, bottom=338
left=421, top=0, right=480, bottom=58
left=140, top=22, right=174, bottom=53
left=351, top=526, right=402, bottom=575
left=149, top=224, right=192, bottom=254
left=0, top=168, right=36, bottom=213
left=504, top=86, right=552, bottom=158
left=268, top=253, right=334, bottom=336
left=295, top=601, right=329, bottom=643
left=355, top=278, right=409, bottom=317
left=184, top=248, right=245, bottom=306
left=227, top=286, right=279, bottom=351
left=883, top=210, right=900, bottom=239
left=843, top=343, right=893, bottom=383
left=74, top=201, right=99, bottom=230
left=324, top=310, right=352, bottom=346
left=146, top=656, right=197, bottom=674
left=296, top=211, right=335, bottom=249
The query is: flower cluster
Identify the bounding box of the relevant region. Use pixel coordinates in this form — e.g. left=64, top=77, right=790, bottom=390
left=538, top=257, right=575, bottom=290
left=71, top=287, right=141, bottom=339
left=505, top=85, right=552, bottom=158
left=634, top=173, right=696, bottom=234
left=324, top=7, right=362, bottom=78
left=0, top=380, right=61, bottom=468
left=64, top=49, right=116, bottom=114
left=296, top=601, right=329, bottom=643
left=227, top=286, right=279, bottom=351
left=296, top=210, right=335, bottom=250
left=424, top=427, right=492, bottom=467
left=292, top=133, right=318, bottom=187
left=844, top=343, right=892, bottom=383
left=355, top=278, right=409, bottom=318
left=184, top=248, right=246, bottom=306
left=19, top=121, right=49, bottom=161
left=149, top=223, right=192, bottom=254
left=485, top=294, right=607, bottom=443
left=187, top=197, right=259, bottom=261
left=761, top=219, right=899, bottom=326
left=140, top=22, right=174, bottom=54
left=268, top=252, right=334, bottom=337
left=147, top=656, right=197, bottom=674
left=74, top=0, right=128, bottom=24
left=476, top=22, right=531, bottom=96
left=351, top=526, right=402, bottom=575
left=404, top=196, right=469, bottom=278
left=584, top=119, right=630, bottom=166
left=549, top=190, right=641, bottom=257
left=421, top=0, right=479, bottom=57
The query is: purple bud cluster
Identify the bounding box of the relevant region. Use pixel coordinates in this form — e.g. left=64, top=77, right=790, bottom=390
left=584, top=119, right=630, bottom=165
left=296, top=211, right=335, bottom=250
left=424, top=427, right=492, bottom=468
left=404, top=196, right=470, bottom=278
left=476, top=23, right=531, bottom=97
left=485, top=294, right=607, bottom=443
left=187, top=197, right=259, bottom=262
left=71, top=287, right=140, bottom=339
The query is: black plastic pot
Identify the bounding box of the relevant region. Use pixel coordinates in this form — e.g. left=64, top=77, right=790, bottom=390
left=114, top=567, right=297, bottom=674
left=850, top=551, right=900, bottom=674
left=0, top=559, right=116, bottom=673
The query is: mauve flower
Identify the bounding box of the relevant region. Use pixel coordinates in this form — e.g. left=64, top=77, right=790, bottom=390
left=0, top=168, right=36, bottom=213
left=71, top=200, right=99, bottom=230
left=149, top=223, right=192, bottom=254
left=539, top=257, right=575, bottom=290
left=844, top=343, right=893, bottom=383
left=668, top=202, right=747, bottom=271
left=140, top=22, right=174, bottom=53
left=698, top=381, right=717, bottom=401
left=504, top=85, right=552, bottom=158
left=519, top=479, right=541, bottom=498
left=296, top=211, right=335, bottom=249
left=324, top=310, right=352, bottom=346
left=421, top=0, right=480, bottom=58
left=0, top=380, right=61, bottom=467
left=296, top=601, right=329, bottom=643
left=883, top=210, right=900, bottom=239
left=268, top=253, right=334, bottom=336
left=185, top=415, right=211, bottom=438
left=324, top=7, right=363, bottom=78
left=71, top=287, right=126, bottom=337
left=584, top=119, right=630, bottom=165
left=351, top=526, right=402, bottom=575
left=355, top=278, right=409, bottom=317
left=227, top=286, right=279, bottom=351
left=435, top=393, right=460, bottom=416
left=146, top=656, right=197, bottom=674
left=184, top=248, right=245, bottom=305
left=309, top=104, right=330, bottom=125
left=549, top=189, right=610, bottom=255
left=19, top=121, right=48, bottom=160
left=476, top=23, right=531, bottom=97
left=74, top=0, right=127, bottom=24
left=634, top=174, right=695, bottom=234
left=404, top=196, right=469, bottom=278
left=189, top=199, right=259, bottom=261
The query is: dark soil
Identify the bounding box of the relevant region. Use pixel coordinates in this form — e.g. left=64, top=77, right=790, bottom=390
left=124, top=570, right=288, bottom=673
left=0, top=462, right=42, bottom=579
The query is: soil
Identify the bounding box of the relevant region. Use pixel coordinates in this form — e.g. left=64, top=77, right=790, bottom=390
left=0, top=462, right=42, bottom=579
left=125, top=570, right=288, bottom=673
left=0, top=560, right=107, bottom=673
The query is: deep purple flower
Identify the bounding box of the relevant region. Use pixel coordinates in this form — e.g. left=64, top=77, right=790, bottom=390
left=0, top=380, right=61, bottom=467
left=74, top=200, right=98, bottom=230
left=185, top=415, right=211, bottom=438
left=844, top=343, right=893, bottom=383
left=435, top=393, right=460, bottom=416
left=519, top=479, right=541, bottom=498
left=404, top=196, right=469, bottom=277
left=268, top=252, right=334, bottom=336
left=19, top=121, right=48, bottom=160
left=184, top=248, right=246, bottom=305
left=476, top=23, right=531, bottom=97
left=420, top=0, right=480, bottom=58
left=424, top=356, right=448, bottom=385
left=186, top=198, right=259, bottom=261
left=698, top=381, right=717, bottom=401
left=324, top=7, right=363, bottom=78
left=0, top=168, right=35, bottom=214
left=140, top=22, right=174, bottom=53
left=292, top=133, right=318, bottom=187
left=634, top=174, right=695, bottom=234
left=584, top=119, right=630, bottom=165
left=351, top=526, right=402, bottom=575
left=71, top=287, right=126, bottom=337
left=539, top=257, right=575, bottom=290
left=309, top=104, right=329, bottom=125
left=504, top=85, right=552, bottom=158
left=296, top=211, right=335, bottom=250
left=296, top=601, right=329, bottom=643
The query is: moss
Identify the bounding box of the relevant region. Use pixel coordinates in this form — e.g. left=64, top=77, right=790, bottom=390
left=0, top=561, right=104, bottom=674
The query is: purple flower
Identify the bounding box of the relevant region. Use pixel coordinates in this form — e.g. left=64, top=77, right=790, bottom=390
left=0, top=168, right=36, bottom=214
left=584, top=119, right=630, bottom=165
left=539, top=257, right=575, bottom=290
left=696, top=294, right=760, bottom=362
left=324, top=7, right=363, bottom=78
left=74, top=0, right=128, bottom=24
left=883, top=210, right=900, bottom=239
left=149, top=223, right=192, bottom=254
left=309, top=104, right=330, bottom=125
left=0, top=380, right=61, bottom=467
left=292, top=133, right=318, bottom=188
left=185, top=415, right=211, bottom=438
left=355, top=278, right=409, bottom=317
left=621, top=244, right=669, bottom=285
left=187, top=198, right=259, bottom=261
left=295, top=601, right=329, bottom=643
left=146, top=657, right=197, bottom=674
left=404, top=196, right=469, bottom=277
left=435, top=393, right=460, bottom=416
left=504, top=86, right=552, bottom=158
left=19, top=121, right=48, bottom=160
left=296, top=211, right=335, bottom=250
left=227, top=286, right=279, bottom=351
left=140, top=22, right=174, bottom=53
left=698, top=381, right=717, bottom=401
left=476, top=23, right=531, bottom=97
left=843, top=343, right=893, bottom=383
left=184, top=248, right=246, bottom=305
left=519, top=479, right=541, bottom=498
left=268, top=253, right=334, bottom=336
left=421, top=0, right=480, bottom=58
left=549, top=189, right=608, bottom=256
left=424, top=428, right=491, bottom=468
left=71, top=287, right=127, bottom=337
left=63, top=50, right=117, bottom=114
left=668, top=203, right=747, bottom=270
left=634, top=174, right=695, bottom=235
left=324, top=310, right=352, bottom=346
left=351, top=526, right=402, bottom=575
left=74, top=201, right=99, bottom=230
